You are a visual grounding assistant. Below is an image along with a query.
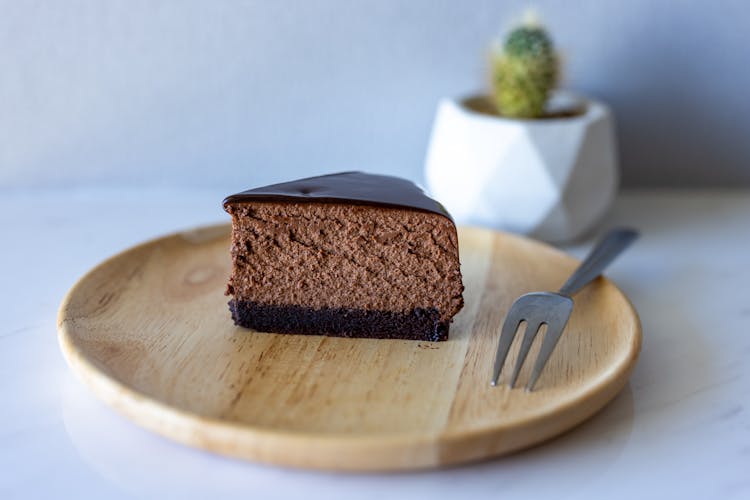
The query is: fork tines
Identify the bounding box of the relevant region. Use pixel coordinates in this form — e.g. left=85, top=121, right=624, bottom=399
left=490, top=292, right=573, bottom=391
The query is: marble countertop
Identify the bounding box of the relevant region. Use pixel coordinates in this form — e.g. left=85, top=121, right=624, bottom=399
left=1, top=188, right=748, bottom=499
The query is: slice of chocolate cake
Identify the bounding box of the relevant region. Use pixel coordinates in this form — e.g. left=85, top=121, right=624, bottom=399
left=223, top=172, right=464, bottom=341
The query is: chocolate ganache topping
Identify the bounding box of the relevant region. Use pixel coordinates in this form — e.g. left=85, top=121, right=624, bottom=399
left=223, top=171, right=452, bottom=221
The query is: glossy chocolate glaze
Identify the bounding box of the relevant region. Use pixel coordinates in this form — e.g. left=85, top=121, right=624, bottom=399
left=222, top=171, right=452, bottom=221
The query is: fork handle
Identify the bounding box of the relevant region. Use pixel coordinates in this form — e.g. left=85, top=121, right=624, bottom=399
left=558, top=228, right=639, bottom=296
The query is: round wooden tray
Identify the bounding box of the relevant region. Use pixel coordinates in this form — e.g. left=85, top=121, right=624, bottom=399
left=58, top=224, right=641, bottom=471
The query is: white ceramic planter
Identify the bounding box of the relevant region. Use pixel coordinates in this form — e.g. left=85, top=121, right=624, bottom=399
left=424, top=94, right=618, bottom=242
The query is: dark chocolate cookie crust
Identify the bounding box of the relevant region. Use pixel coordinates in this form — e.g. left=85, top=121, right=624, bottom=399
left=229, top=300, right=449, bottom=342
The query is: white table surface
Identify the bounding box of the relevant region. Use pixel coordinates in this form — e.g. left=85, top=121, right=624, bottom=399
left=2, top=188, right=749, bottom=499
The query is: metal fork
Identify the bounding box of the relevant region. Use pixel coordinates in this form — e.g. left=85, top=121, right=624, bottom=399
left=491, top=227, right=639, bottom=391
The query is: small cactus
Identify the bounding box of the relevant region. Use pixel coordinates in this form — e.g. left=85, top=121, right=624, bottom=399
left=491, top=20, right=559, bottom=119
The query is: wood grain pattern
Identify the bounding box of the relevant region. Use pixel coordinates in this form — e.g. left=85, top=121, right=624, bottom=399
left=57, top=224, right=641, bottom=471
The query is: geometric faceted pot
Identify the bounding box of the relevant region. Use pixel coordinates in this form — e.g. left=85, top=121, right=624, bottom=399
left=424, top=93, right=618, bottom=242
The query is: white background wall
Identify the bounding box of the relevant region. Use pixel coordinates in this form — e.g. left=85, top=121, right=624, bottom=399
left=2, top=0, right=748, bottom=190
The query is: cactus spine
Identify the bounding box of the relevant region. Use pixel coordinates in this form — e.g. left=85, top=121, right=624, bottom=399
left=491, top=21, right=559, bottom=118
